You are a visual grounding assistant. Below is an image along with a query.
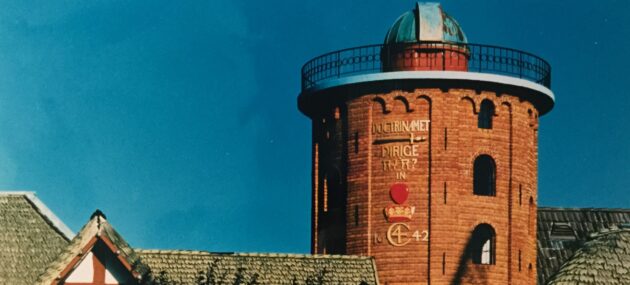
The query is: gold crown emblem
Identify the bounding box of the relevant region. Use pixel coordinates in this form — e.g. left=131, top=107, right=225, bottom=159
left=384, top=205, right=415, bottom=222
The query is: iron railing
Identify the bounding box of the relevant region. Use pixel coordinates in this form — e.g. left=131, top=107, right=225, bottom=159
left=301, top=42, right=551, bottom=91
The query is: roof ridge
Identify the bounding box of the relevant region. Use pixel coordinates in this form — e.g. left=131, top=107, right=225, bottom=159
left=135, top=249, right=374, bottom=259
left=0, top=190, right=36, bottom=196
left=2, top=191, right=75, bottom=240
left=538, top=206, right=630, bottom=212
left=589, top=227, right=630, bottom=238
left=136, top=249, right=213, bottom=255
left=229, top=252, right=374, bottom=259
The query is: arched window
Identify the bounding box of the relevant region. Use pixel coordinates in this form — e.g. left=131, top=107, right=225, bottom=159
left=471, top=224, right=496, bottom=265
left=473, top=155, right=496, bottom=196
left=478, top=100, right=495, bottom=129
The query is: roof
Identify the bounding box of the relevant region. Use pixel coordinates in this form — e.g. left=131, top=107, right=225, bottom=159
left=384, top=2, right=467, bottom=44
left=33, top=208, right=379, bottom=284
left=3, top=192, right=629, bottom=285
left=36, top=210, right=149, bottom=285
left=537, top=207, right=630, bottom=285
left=0, top=192, right=71, bottom=285
left=137, top=250, right=380, bottom=285
left=546, top=228, right=630, bottom=285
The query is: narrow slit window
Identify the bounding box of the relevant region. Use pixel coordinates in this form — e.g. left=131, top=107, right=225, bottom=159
left=443, top=182, right=447, bottom=204
left=444, top=127, right=448, bottom=150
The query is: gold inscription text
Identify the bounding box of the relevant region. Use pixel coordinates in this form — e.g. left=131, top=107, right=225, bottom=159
left=372, top=120, right=430, bottom=135
left=386, top=224, right=429, bottom=247
left=381, top=145, right=419, bottom=158
left=387, top=223, right=411, bottom=246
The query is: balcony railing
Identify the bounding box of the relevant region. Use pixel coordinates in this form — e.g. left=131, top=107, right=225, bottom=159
left=301, top=42, right=551, bottom=91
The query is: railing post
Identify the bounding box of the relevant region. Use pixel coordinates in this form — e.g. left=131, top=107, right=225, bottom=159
left=337, top=51, right=341, bottom=79
left=519, top=53, right=523, bottom=79
left=479, top=46, right=482, bottom=72
left=442, top=43, right=446, bottom=71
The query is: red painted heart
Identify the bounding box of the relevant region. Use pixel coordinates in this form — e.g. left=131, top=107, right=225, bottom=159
left=390, top=183, right=409, bottom=204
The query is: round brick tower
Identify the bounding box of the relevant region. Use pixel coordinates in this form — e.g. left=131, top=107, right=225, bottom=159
left=298, top=3, right=554, bottom=285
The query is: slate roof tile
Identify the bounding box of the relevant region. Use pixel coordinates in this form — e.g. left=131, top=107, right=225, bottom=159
left=0, top=192, right=70, bottom=285
left=537, top=207, right=630, bottom=285
left=138, top=250, right=379, bottom=285
left=547, top=229, right=630, bottom=285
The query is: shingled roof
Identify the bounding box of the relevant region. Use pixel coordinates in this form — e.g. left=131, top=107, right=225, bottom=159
left=546, top=228, right=630, bottom=284
left=32, top=206, right=378, bottom=285
left=537, top=207, right=630, bottom=285
left=0, top=192, right=72, bottom=285
left=138, top=250, right=379, bottom=285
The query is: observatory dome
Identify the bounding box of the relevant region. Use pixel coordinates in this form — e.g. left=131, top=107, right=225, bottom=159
left=384, top=2, right=467, bottom=44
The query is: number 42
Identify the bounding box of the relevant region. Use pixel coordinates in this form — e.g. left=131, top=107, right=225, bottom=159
left=413, top=230, right=429, bottom=241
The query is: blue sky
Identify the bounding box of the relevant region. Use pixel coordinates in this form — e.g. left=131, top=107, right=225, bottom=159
left=0, top=0, right=628, bottom=253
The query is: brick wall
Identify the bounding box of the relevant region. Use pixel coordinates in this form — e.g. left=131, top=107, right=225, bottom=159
left=307, top=84, right=539, bottom=285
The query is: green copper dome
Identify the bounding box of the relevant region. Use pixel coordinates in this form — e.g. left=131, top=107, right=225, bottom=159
left=384, top=2, right=467, bottom=44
